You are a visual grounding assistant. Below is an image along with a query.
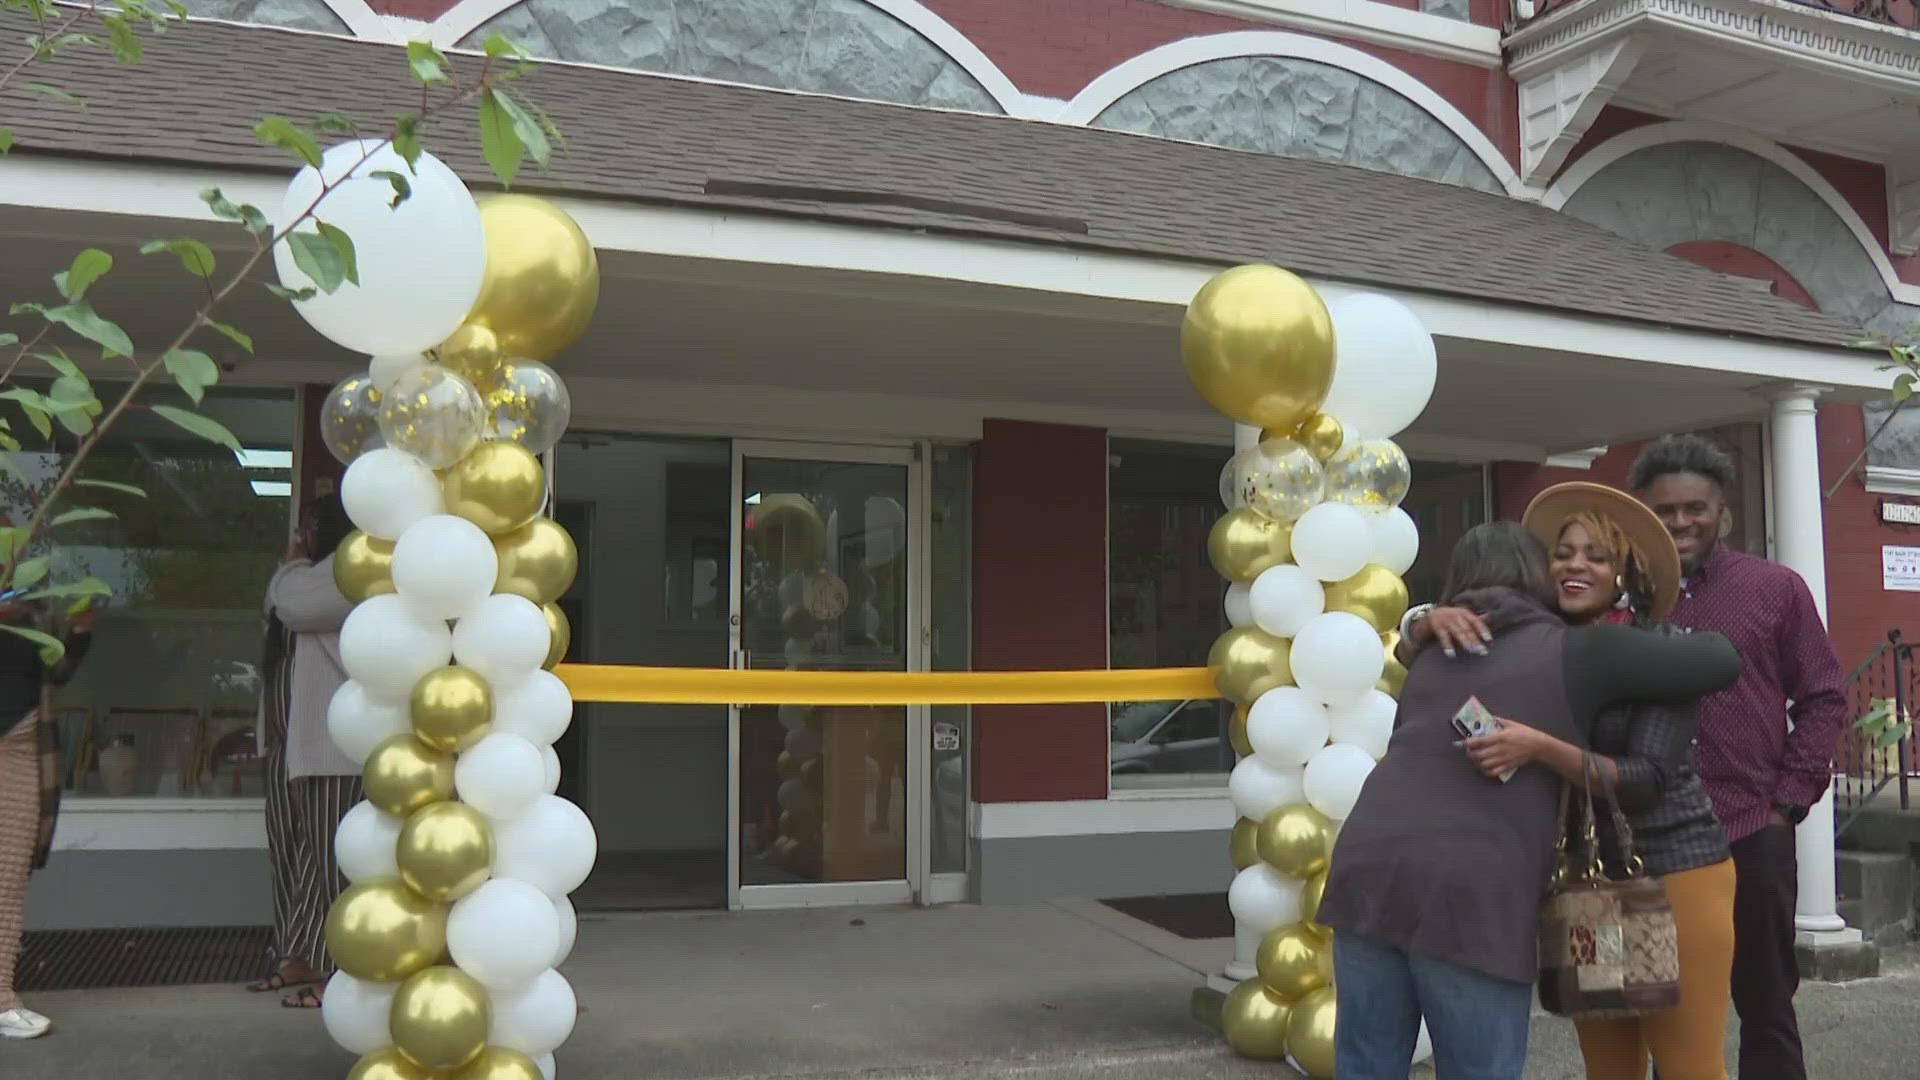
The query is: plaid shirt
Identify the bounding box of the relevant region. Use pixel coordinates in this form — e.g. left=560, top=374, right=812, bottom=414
left=1666, top=544, right=1848, bottom=844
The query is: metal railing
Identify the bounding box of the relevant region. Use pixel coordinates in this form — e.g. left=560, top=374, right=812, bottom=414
left=1835, top=630, right=1916, bottom=839
left=1518, top=0, right=1917, bottom=30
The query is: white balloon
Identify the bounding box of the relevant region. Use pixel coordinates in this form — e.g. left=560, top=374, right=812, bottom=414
left=1304, top=742, right=1377, bottom=820
left=326, top=681, right=410, bottom=763
left=777, top=705, right=811, bottom=732
left=489, top=968, right=577, bottom=1056
left=1291, top=503, right=1373, bottom=582
left=1227, top=864, right=1304, bottom=933
left=338, top=593, right=454, bottom=701
left=493, top=670, right=574, bottom=747
left=448, top=878, right=562, bottom=991
left=493, top=795, right=597, bottom=898
left=541, top=744, right=561, bottom=795
left=1327, top=690, right=1398, bottom=761
left=1368, top=506, right=1421, bottom=577
left=334, top=800, right=402, bottom=883
left=1224, top=582, right=1253, bottom=628
left=321, top=971, right=394, bottom=1055
left=1321, top=293, right=1437, bottom=440
left=275, top=140, right=485, bottom=356
left=456, top=733, right=547, bottom=820
left=1247, top=687, right=1332, bottom=768
left=777, top=778, right=819, bottom=813
left=537, top=1053, right=557, bottom=1080
left=552, top=895, right=577, bottom=967
left=392, top=514, right=500, bottom=621
left=1291, top=611, right=1387, bottom=701
left=1248, top=564, right=1326, bottom=638
left=341, top=447, right=443, bottom=541
left=1228, top=757, right=1305, bottom=821
left=454, top=594, right=552, bottom=688
left=784, top=727, right=823, bottom=757
left=367, top=353, right=427, bottom=392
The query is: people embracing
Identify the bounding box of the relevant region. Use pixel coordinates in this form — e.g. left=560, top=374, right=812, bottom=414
left=1316, top=519, right=1742, bottom=1079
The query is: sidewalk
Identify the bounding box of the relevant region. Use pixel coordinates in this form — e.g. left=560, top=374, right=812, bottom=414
left=5, top=902, right=1916, bottom=1078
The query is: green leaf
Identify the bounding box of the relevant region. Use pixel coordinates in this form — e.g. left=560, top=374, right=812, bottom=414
left=317, top=221, right=359, bottom=287
left=201, top=188, right=271, bottom=234
left=8, top=303, right=42, bottom=318
left=54, top=248, right=111, bottom=301
left=42, top=301, right=134, bottom=358
left=162, top=348, right=219, bottom=404
left=1875, top=724, right=1912, bottom=751
left=32, top=348, right=80, bottom=378
left=254, top=115, right=322, bottom=169
left=0, top=623, right=65, bottom=666
left=286, top=230, right=349, bottom=294
left=50, top=507, right=115, bottom=527
left=139, top=237, right=215, bottom=278
left=0, top=127, right=12, bottom=154
left=200, top=318, right=253, bottom=354
left=369, top=169, right=412, bottom=209
left=0, top=388, right=52, bottom=439
left=494, top=89, right=551, bottom=171
left=406, top=40, right=448, bottom=84
left=0, top=333, right=16, bottom=349
left=12, top=557, right=48, bottom=589
left=46, top=374, right=100, bottom=435
left=392, top=114, right=421, bottom=171
left=23, top=82, right=79, bottom=106
left=265, top=282, right=317, bottom=302
left=102, top=13, right=142, bottom=63
left=151, top=403, right=241, bottom=454
left=482, top=32, right=526, bottom=60
left=478, top=88, right=524, bottom=188
left=21, top=577, right=111, bottom=602
left=74, top=478, right=146, bottom=498
left=314, top=112, right=357, bottom=134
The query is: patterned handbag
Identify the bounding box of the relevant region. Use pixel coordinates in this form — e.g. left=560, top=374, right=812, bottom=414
left=1537, top=751, right=1682, bottom=1020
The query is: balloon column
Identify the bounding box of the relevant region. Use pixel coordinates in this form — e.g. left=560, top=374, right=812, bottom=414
left=1185, top=267, right=1436, bottom=1078
left=277, top=141, right=600, bottom=1080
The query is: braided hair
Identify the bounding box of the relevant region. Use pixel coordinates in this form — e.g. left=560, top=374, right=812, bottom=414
left=1560, top=510, right=1656, bottom=628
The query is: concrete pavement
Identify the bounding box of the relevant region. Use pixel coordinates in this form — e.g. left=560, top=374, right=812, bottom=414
left=5, top=902, right=1916, bottom=1078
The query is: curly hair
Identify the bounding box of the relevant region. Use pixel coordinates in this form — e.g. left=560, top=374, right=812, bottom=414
left=1628, top=434, right=1735, bottom=495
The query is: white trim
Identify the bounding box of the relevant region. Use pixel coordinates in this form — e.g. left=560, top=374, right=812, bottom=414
left=1543, top=120, right=1920, bottom=307
left=53, top=798, right=267, bottom=851
left=423, top=0, right=1032, bottom=117
left=1052, top=31, right=1525, bottom=197
left=1865, top=465, right=1920, bottom=496
left=316, top=0, right=396, bottom=39
left=1544, top=446, right=1610, bottom=469
left=1157, top=0, right=1506, bottom=68
left=972, top=796, right=1235, bottom=839
left=737, top=881, right=914, bottom=909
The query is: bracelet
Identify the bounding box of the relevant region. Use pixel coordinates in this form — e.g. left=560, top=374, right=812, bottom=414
left=1399, top=603, right=1434, bottom=640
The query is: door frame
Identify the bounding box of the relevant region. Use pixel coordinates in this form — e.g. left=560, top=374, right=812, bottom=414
left=727, top=439, right=931, bottom=910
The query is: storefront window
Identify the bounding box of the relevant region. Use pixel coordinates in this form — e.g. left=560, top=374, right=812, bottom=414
left=2, top=387, right=296, bottom=799
left=929, top=444, right=970, bottom=874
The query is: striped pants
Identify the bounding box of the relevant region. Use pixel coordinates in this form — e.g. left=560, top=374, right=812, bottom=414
left=263, top=742, right=361, bottom=973
left=0, top=717, right=37, bottom=1010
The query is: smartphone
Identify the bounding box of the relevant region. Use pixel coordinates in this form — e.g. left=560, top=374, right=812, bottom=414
left=1453, top=696, right=1515, bottom=783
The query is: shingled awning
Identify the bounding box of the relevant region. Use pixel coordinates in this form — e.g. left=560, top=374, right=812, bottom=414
left=0, top=11, right=1865, bottom=351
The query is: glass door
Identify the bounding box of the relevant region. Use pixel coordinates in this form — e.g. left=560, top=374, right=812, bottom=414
left=730, top=442, right=924, bottom=908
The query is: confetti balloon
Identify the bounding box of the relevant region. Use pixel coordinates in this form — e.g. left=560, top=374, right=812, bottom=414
left=1222, top=438, right=1324, bottom=522
left=379, top=365, right=486, bottom=470
left=484, top=359, right=572, bottom=456
left=322, top=373, right=387, bottom=465
left=1324, top=438, right=1411, bottom=512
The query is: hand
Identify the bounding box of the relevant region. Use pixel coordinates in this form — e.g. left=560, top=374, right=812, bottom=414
left=1425, top=606, right=1492, bottom=659
left=68, top=605, right=98, bottom=635
left=1462, top=719, right=1543, bottom=779
left=1769, top=810, right=1794, bottom=829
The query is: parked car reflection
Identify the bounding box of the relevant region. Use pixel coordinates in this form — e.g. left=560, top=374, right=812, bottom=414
left=1110, top=699, right=1231, bottom=776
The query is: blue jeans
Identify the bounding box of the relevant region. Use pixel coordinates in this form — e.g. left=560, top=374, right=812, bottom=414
left=1333, top=932, right=1533, bottom=1080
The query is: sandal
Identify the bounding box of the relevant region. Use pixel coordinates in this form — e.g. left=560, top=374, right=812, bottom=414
left=281, top=986, right=323, bottom=1009
left=248, top=965, right=320, bottom=993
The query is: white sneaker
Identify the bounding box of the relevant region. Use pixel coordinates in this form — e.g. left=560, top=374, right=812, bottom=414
left=0, top=1007, right=50, bottom=1039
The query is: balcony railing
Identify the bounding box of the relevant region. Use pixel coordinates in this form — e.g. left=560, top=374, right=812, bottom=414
left=1522, top=0, right=1917, bottom=30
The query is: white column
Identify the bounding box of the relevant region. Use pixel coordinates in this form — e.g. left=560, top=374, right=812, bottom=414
left=1768, top=388, right=1858, bottom=941
left=1211, top=424, right=1266, bottom=993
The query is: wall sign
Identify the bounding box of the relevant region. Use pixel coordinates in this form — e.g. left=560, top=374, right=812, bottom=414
left=1882, top=502, right=1920, bottom=526
left=1884, top=545, right=1920, bottom=592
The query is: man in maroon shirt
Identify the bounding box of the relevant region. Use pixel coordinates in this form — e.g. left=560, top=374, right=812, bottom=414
left=1630, top=435, right=1847, bottom=1080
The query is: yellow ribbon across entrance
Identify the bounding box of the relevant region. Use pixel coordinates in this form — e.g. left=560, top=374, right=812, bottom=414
left=553, top=664, right=1221, bottom=706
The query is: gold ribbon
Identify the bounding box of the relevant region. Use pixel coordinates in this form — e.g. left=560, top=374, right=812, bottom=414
left=553, top=665, right=1219, bottom=706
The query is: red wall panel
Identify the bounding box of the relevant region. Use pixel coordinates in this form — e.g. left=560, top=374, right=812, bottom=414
left=1821, top=404, right=1920, bottom=673
left=971, top=419, right=1109, bottom=803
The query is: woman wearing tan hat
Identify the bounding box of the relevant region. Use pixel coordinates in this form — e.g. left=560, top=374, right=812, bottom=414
left=1403, top=482, right=1737, bottom=1080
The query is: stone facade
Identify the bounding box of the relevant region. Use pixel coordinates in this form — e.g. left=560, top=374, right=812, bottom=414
left=1089, top=56, right=1502, bottom=192
left=460, top=0, right=1002, bottom=114
left=179, top=0, right=346, bottom=32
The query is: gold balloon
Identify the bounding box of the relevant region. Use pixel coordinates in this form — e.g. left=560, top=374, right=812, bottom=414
left=1209, top=626, right=1292, bottom=705
left=334, top=531, right=396, bottom=603
left=451, top=1047, right=544, bottom=1080
left=1257, top=803, right=1333, bottom=878
left=391, top=965, right=491, bottom=1072
left=777, top=750, right=802, bottom=780
left=1289, top=413, right=1346, bottom=462
left=469, top=194, right=601, bottom=361
left=325, top=880, right=448, bottom=982
left=1379, top=631, right=1408, bottom=697
left=1230, top=817, right=1261, bottom=870
left=410, top=667, right=494, bottom=754
left=1221, top=977, right=1293, bottom=1060
left=1287, top=986, right=1339, bottom=1080
left=1208, top=509, right=1292, bottom=584
left=443, top=441, right=547, bottom=535
left=1229, top=704, right=1253, bottom=758
left=1257, top=925, right=1333, bottom=1001
left=348, top=1047, right=440, bottom=1080
left=1300, top=870, right=1329, bottom=935
left=1323, top=564, right=1410, bottom=634
left=364, top=735, right=456, bottom=816
left=543, top=602, right=570, bottom=670
left=748, top=494, right=827, bottom=568
left=397, top=801, right=495, bottom=903
left=494, top=517, right=578, bottom=605
left=1181, top=264, right=1336, bottom=430
left=439, top=322, right=505, bottom=388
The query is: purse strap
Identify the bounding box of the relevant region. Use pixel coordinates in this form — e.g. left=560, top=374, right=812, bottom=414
left=1557, top=751, right=1647, bottom=884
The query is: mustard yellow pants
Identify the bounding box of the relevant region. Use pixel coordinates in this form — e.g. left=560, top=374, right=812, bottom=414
left=1574, top=858, right=1737, bottom=1080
